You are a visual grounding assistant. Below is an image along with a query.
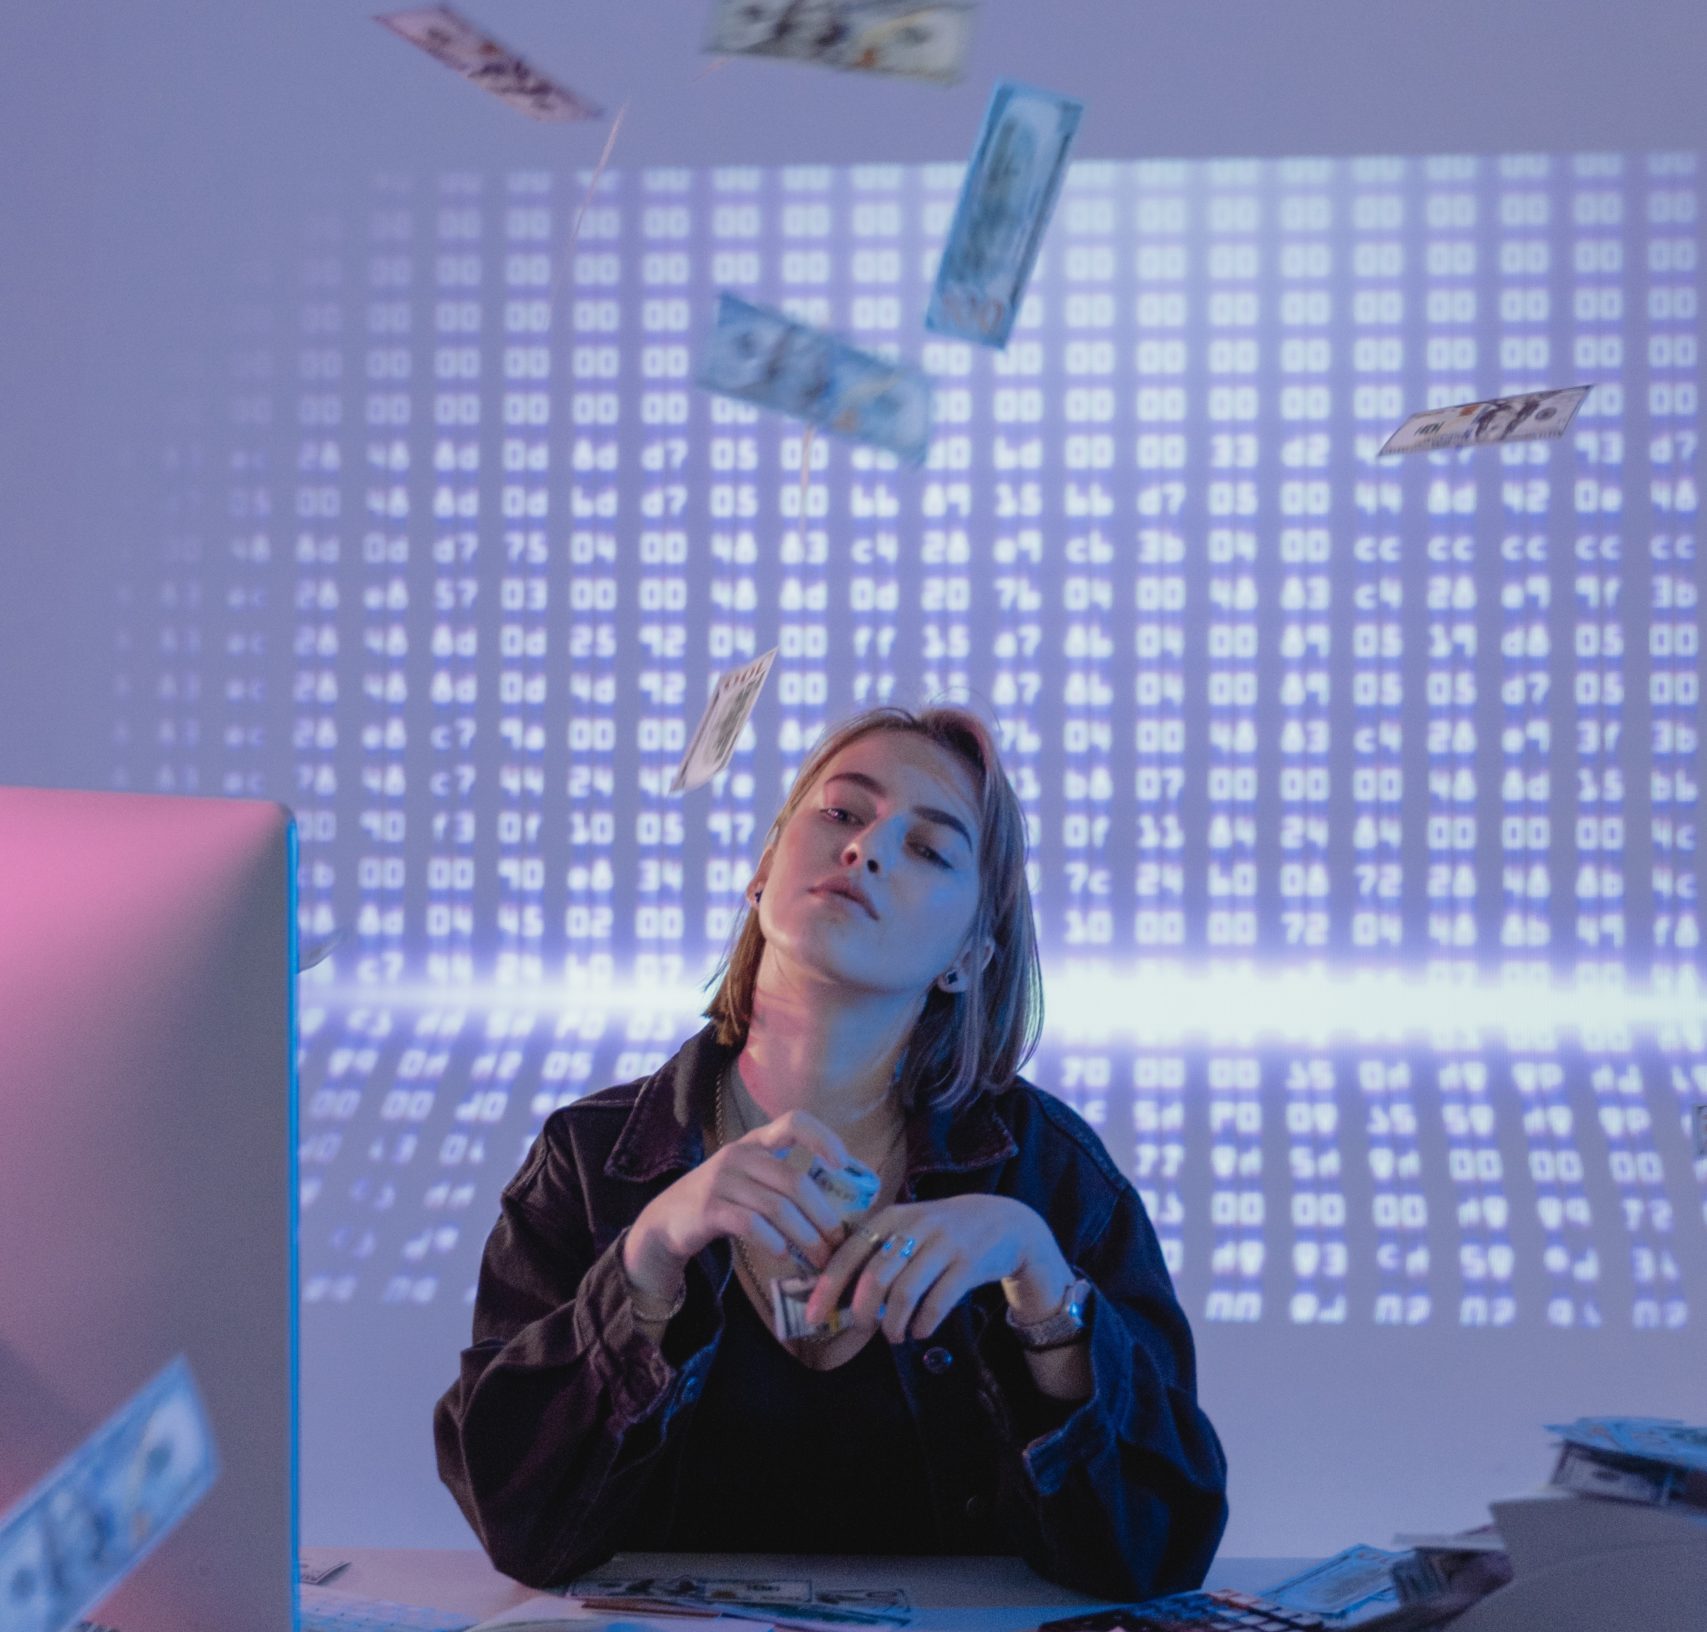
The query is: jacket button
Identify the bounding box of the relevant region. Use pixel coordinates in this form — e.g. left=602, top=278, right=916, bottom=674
left=921, top=1346, right=954, bottom=1375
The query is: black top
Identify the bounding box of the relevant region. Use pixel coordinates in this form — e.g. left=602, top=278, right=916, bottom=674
left=660, top=1284, right=943, bottom=1553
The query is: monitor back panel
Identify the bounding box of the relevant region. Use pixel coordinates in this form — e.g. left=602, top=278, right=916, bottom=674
left=0, top=787, right=297, bottom=1632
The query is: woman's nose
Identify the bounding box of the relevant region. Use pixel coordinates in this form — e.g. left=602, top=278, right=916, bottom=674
left=842, top=830, right=886, bottom=872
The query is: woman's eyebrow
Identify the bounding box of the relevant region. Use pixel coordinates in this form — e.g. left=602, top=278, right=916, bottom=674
left=823, top=770, right=975, bottom=851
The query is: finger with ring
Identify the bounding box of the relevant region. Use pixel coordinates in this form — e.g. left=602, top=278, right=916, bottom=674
left=849, top=1238, right=917, bottom=1324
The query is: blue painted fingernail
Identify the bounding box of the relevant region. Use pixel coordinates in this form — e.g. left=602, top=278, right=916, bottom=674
left=876, top=1302, right=887, bottom=1320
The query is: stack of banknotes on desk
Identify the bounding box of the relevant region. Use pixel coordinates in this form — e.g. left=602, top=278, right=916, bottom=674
left=1543, top=1413, right=1707, bottom=1509
left=1247, top=1416, right=1707, bottom=1627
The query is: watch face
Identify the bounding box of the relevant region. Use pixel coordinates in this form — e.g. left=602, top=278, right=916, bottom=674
left=1010, top=1277, right=1091, bottom=1348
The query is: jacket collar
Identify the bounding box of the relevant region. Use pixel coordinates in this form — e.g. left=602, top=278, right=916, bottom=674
left=605, top=1022, right=1018, bottom=1183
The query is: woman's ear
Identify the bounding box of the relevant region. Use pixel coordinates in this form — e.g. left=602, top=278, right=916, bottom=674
left=745, top=848, right=775, bottom=909
left=936, top=936, right=994, bottom=993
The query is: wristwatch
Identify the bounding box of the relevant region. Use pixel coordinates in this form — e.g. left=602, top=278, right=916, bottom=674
left=1005, top=1275, right=1091, bottom=1351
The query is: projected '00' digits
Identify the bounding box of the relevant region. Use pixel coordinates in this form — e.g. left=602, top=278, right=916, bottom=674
left=121, top=146, right=1707, bottom=1325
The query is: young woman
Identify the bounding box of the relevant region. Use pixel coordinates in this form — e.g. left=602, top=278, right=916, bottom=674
left=434, top=706, right=1228, bottom=1599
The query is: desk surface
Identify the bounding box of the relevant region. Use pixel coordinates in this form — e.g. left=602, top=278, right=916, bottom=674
left=302, top=1548, right=1311, bottom=1631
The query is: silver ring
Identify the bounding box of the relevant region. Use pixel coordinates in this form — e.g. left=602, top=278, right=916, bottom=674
left=897, top=1235, right=918, bottom=1260
left=855, top=1224, right=888, bottom=1252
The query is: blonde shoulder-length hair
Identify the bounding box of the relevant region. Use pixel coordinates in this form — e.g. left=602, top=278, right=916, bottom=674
left=703, top=705, right=1043, bottom=1113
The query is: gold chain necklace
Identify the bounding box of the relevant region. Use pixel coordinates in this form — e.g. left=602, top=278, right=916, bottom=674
left=715, top=1065, right=773, bottom=1293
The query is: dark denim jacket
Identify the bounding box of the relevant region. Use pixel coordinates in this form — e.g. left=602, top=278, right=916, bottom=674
left=433, top=1024, right=1228, bottom=1600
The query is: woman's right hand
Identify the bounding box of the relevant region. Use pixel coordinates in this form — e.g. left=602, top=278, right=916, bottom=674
left=623, top=1108, right=855, bottom=1301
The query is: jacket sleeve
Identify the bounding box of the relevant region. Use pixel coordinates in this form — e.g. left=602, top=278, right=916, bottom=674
left=975, top=1103, right=1230, bottom=1601
left=432, top=1122, right=720, bottom=1587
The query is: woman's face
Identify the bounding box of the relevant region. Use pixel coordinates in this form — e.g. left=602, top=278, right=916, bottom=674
left=750, top=731, right=985, bottom=1001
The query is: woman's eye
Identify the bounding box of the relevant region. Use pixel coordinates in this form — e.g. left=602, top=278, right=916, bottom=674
left=822, top=805, right=854, bottom=823
left=913, top=842, right=949, bottom=867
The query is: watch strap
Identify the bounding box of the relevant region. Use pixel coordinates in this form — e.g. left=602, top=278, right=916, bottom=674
left=1005, top=1275, right=1090, bottom=1351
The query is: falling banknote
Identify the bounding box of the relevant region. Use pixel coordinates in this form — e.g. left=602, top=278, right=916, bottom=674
left=698, top=294, right=934, bottom=464
left=0, top=1357, right=218, bottom=1632
left=704, top=0, right=977, bottom=85
left=925, top=79, right=1083, bottom=349
left=670, top=649, right=778, bottom=794
left=1378, top=384, right=1592, bottom=456
left=376, top=6, right=602, bottom=122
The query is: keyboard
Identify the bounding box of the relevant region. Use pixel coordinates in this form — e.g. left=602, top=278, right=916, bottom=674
left=298, top=1590, right=477, bottom=1632
left=1039, top=1588, right=1325, bottom=1632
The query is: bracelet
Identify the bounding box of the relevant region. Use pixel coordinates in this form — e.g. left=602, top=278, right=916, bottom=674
left=624, top=1269, right=686, bottom=1324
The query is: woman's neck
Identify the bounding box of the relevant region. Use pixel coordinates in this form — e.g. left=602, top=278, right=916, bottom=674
left=733, top=981, right=918, bottom=1160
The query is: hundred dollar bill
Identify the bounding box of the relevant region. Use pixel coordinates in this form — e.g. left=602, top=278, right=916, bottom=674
left=925, top=80, right=1083, bottom=349
left=1550, top=1441, right=1677, bottom=1505
left=781, top=1144, right=880, bottom=1219
left=698, top=294, right=933, bottom=464
left=770, top=1275, right=855, bottom=1343
left=376, top=6, right=602, bottom=122
left=1389, top=1523, right=1511, bottom=1611
left=1550, top=1415, right=1707, bottom=1472
left=571, top=1574, right=911, bottom=1628
left=1264, top=1544, right=1406, bottom=1625
left=1378, top=384, right=1592, bottom=456
left=705, top=0, right=976, bottom=85
left=670, top=648, right=777, bottom=794
left=0, top=1357, right=218, bottom=1632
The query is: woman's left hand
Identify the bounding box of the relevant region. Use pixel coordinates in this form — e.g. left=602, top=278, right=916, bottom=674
left=804, top=1195, right=1072, bottom=1344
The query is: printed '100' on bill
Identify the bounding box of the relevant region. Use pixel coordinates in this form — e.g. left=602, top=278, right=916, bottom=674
left=698, top=294, right=934, bottom=464
left=705, top=0, right=976, bottom=84
left=925, top=80, right=1083, bottom=349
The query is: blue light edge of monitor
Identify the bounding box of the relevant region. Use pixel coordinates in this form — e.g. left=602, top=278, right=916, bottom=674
left=286, top=811, right=301, bottom=1632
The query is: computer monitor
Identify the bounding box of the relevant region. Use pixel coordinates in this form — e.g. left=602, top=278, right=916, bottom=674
left=0, top=788, right=298, bottom=1632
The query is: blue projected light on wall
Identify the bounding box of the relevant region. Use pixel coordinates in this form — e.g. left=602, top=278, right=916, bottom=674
left=119, top=149, right=1707, bottom=1330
